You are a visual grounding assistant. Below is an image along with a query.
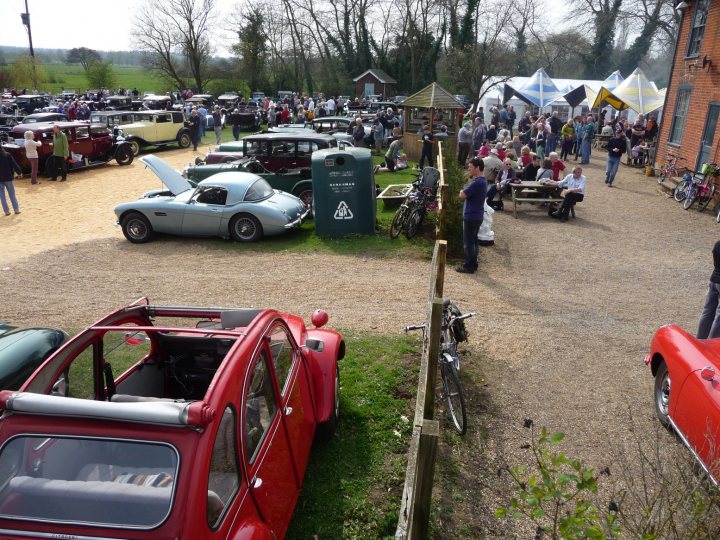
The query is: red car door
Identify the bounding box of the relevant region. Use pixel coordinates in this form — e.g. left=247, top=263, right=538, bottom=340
left=243, top=348, right=298, bottom=538
left=268, top=325, right=315, bottom=482
left=672, top=367, right=720, bottom=479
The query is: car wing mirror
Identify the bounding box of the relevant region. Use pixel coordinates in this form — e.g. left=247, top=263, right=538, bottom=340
left=51, top=375, right=67, bottom=397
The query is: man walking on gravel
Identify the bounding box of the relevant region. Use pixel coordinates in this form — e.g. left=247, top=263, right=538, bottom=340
left=697, top=240, right=720, bottom=339
left=50, top=124, right=68, bottom=182
left=457, top=157, right=487, bottom=274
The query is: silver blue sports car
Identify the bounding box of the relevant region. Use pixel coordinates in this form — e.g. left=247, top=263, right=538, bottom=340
left=114, top=155, right=310, bottom=243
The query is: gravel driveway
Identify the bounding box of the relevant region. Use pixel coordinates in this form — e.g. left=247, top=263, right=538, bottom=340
left=0, top=148, right=716, bottom=536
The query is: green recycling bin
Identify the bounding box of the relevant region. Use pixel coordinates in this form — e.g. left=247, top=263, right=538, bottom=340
left=312, top=147, right=376, bottom=236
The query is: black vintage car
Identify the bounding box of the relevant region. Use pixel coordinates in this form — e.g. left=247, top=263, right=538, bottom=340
left=0, top=323, right=68, bottom=391
left=0, top=115, right=21, bottom=142
left=105, top=95, right=134, bottom=111
left=14, top=95, right=49, bottom=115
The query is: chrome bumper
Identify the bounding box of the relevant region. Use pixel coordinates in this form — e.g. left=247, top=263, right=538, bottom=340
left=284, top=207, right=312, bottom=229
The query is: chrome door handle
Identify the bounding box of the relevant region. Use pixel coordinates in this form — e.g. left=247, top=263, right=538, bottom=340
left=253, top=477, right=263, bottom=488
left=284, top=406, right=293, bottom=415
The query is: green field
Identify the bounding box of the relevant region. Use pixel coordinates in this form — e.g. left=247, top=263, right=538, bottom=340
left=41, top=64, right=167, bottom=94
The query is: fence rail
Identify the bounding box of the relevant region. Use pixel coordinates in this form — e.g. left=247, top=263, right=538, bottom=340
left=396, top=143, right=449, bottom=539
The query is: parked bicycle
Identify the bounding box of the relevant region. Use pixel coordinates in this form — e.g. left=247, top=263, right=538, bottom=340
left=389, top=167, right=440, bottom=239
left=405, top=300, right=475, bottom=434
left=657, top=153, right=688, bottom=184
left=680, top=162, right=719, bottom=211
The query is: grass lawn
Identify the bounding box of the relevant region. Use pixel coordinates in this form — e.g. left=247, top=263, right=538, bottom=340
left=287, top=332, right=419, bottom=538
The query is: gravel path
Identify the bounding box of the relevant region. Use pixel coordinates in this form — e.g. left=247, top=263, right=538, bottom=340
left=0, top=148, right=716, bottom=536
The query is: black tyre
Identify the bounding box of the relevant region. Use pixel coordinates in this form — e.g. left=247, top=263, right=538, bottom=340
left=294, top=187, right=313, bottom=212
left=229, top=213, right=263, bottom=242
left=178, top=132, right=191, bottom=149
left=441, top=358, right=467, bottom=435
left=698, top=184, right=716, bottom=212
left=389, top=206, right=407, bottom=239
left=405, top=207, right=425, bottom=239
left=128, top=140, right=141, bottom=157
left=121, top=212, right=153, bottom=243
left=114, top=145, right=134, bottom=166
left=674, top=180, right=690, bottom=202
left=654, top=362, right=671, bottom=428
left=716, top=206, right=720, bottom=223
left=684, top=188, right=697, bottom=210
left=657, top=170, right=668, bottom=185
left=315, top=365, right=339, bottom=442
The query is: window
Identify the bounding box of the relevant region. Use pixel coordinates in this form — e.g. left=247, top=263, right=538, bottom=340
left=269, top=327, right=294, bottom=395
left=244, top=351, right=278, bottom=462
left=297, top=141, right=319, bottom=155
left=668, top=87, right=692, bottom=144
left=244, top=140, right=264, bottom=157
left=243, top=178, right=273, bottom=201
left=207, top=407, right=239, bottom=528
left=195, top=187, right=228, bottom=205
left=67, top=345, right=96, bottom=399
left=687, top=0, right=710, bottom=57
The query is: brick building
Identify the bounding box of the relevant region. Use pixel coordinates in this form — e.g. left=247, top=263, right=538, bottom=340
left=656, top=0, right=718, bottom=170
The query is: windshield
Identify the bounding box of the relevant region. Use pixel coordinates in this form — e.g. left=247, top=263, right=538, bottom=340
left=0, top=436, right=179, bottom=528
left=244, top=178, right=273, bottom=201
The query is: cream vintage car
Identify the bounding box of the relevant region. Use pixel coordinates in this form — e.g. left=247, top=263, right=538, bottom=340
left=120, top=110, right=192, bottom=156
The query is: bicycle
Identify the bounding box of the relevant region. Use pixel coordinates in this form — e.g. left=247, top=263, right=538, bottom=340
left=682, top=162, right=719, bottom=211
left=405, top=300, right=475, bottom=434
left=656, top=154, right=688, bottom=184
left=389, top=167, right=440, bottom=239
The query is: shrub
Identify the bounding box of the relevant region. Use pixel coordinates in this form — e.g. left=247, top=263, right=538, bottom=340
left=440, top=142, right=465, bottom=258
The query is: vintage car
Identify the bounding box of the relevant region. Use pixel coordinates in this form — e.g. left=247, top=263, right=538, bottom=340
left=19, top=112, right=68, bottom=124
left=89, top=110, right=136, bottom=129
left=115, top=154, right=310, bottom=243
left=185, top=94, right=214, bottom=109
left=217, top=92, right=239, bottom=110
left=119, top=110, right=191, bottom=156
left=13, top=95, right=49, bottom=115
left=6, top=121, right=134, bottom=175
left=0, top=323, right=68, bottom=391
left=141, top=95, right=174, bottom=111
left=646, top=324, right=720, bottom=483
left=104, top=95, right=134, bottom=110
left=0, top=115, right=21, bottom=142
left=205, top=132, right=337, bottom=169
left=184, top=156, right=313, bottom=209
left=0, top=297, right=344, bottom=539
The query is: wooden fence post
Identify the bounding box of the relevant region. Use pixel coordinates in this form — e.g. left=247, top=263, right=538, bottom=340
left=409, top=419, right=439, bottom=539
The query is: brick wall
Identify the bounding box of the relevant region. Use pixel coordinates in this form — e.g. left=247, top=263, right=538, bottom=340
left=656, top=0, right=720, bottom=170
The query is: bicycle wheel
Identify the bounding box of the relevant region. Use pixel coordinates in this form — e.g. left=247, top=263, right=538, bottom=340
left=405, top=207, right=425, bottom=239
left=389, top=206, right=407, bottom=239
left=698, top=184, right=716, bottom=212
left=684, top=187, right=697, bottom=210
left=674, top=179, right=690, bottom=202
left=441, top=357, right=467, bottom=435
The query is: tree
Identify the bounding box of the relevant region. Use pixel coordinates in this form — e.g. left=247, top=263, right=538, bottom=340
left=230, top=5, right=268, bottom=93
left=574, top=0, right=623, bottom=78
left=10, top=55, right=46, bottom=91
left=616, top=0, right=678, bottom=76
left=66, top=48, right=102, bottom=72
left=86, top=61, right=117, bottom=89
left=132, top=0, right=216, bottom=92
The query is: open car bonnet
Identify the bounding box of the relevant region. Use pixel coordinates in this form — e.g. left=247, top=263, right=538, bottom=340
left=140, top=155, right=194, bottom=196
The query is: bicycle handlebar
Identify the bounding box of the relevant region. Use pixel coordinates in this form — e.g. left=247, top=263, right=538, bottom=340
left=451, top=312, right=476, bottom=321
left=404, top=323, right=426, bottom=332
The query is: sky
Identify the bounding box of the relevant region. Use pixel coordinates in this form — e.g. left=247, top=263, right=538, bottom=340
left=0, top=0, right=567, bottom=54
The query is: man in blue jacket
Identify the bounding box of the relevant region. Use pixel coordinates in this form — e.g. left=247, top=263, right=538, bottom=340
left=605, top=125, right=627, bottom=187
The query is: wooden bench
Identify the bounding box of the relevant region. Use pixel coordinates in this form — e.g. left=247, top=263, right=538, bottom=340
left=509, top=181, right=567, bottom=218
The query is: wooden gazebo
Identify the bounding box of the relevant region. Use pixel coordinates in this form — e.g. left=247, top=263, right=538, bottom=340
left=401, top=83, right=465, bottom=162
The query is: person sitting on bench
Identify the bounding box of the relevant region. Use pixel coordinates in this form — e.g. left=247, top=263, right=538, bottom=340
left=543, top=166, right=586, bottom=222
left=486, top=158, right=517, bottom=203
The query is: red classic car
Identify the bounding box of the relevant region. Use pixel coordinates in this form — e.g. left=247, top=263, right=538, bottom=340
left=646, top=324, right=720, bottom=483
left=0, top=298, right=344, bottom=539
left=4, top=121, right=133, bottom=175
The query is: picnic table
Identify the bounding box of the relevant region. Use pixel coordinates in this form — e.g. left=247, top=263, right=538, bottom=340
left=508, top=181, right=564, bottom=218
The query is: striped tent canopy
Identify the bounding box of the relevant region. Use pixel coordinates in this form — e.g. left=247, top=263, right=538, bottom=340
left=503, top=68, right=563, bottom=108
left=602, top=70, right=624, bottom=91
left=590, top=87, right=629, bottom=110
left=401, top=82, right=464, bottom=109
left=598, top=68, right=665, bottom=114
left=563, top=84, right=599, bottom=109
